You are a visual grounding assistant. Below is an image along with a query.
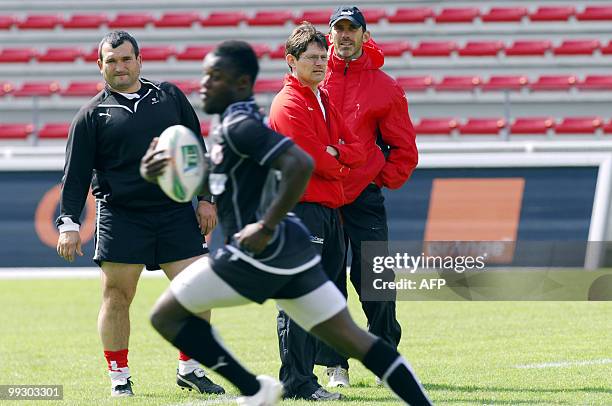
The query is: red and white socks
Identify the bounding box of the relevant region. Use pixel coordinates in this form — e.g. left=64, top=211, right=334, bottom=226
left=178, top=351, right=203, bottom=375
left=104, top=349, right=130, bottom=388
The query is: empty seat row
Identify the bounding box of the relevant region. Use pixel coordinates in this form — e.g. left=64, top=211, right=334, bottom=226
left=2, top=39, right=612, bottom=64
left=398, top=74, right=612, bottom=92
left=416, top=117, right=610, bottom=135
left=3, top=6, right=612, bottom=30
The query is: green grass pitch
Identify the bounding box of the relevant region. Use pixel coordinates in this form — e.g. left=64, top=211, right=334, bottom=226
left=0, top=277, right=610, bottom=405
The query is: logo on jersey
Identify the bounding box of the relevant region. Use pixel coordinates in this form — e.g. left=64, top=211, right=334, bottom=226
left=208, top=173, right=227, bottom=195
left=98, top=112, right=111, bottom=117
left=151, top=97, right=159, bottom=105
left=210, top=144, right=224, bottom=165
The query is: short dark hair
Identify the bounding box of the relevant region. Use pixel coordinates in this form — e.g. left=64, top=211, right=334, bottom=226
left=98, top=30, right=139, bottom=61
left=285, top=22, right=328, bottom=59
left=213, top=40, right=259, bottom=84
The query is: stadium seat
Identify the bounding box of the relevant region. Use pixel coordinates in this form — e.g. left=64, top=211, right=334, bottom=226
left=82, top=47, right=100, bottom=62
left=38, top=123, right=70, bottom=139
left=505, top=40, right=552, bottom=56
left=458, top=41, right=504, bottom=57
left=0, top=81, right=13, bottom=96
left=554, top=39, right=600, bottom=55
left=529, top=6, right=575, bottom=22
left=435, top=76, right=481, bottom=91
left=170, top=79, right=200, bottom=95
left=0, top=123, right=34, bottom=139
left=578, top=75, right=612, bottom=90
left=411, top=41, right=457, bottom=57
left=0, top=15, right=16, bottom=29
left=176, top=45, right=216, bottom=61
left=360, top=8, right=387, bottom=24
left=268, top=44, right=286, bottom=59
left=0, top=48, right=37, bottom=63
left=254, top=78, right=283, bottom=93
left=603, top=119, right=612, bottom=134
left=250, top=43, right=271, bottom=58
left=378, top=41, right=411, bottom=57
left=459, top=118, right=506, bottom=135
left=154, top=12, right=200, bottom=28
left=62, top=13, right=108, bottom=29
left=108, top=13, right=153, bottom=28
left=247, top=10, right=293, bottom=26
left=482, top=75, right=529, bottom=91
left=576, top=6, right=612, bottom=21
left=435, top=7, right=479, bottom=23
left=200, top=121, right=211, bottom=137
left=415, top=118, right=458, bottom=135
left=294, top=9, right=333, bottom=25
left=387, top=8, right=434, bottom=23
left=18, top=14, right=62, bottom=29
left=601, top=41, right=612, bottom=55
left=13, top=81, right=61, bottom=97
left=510, top=117, right=555, bottom=134
left=481, top=7, right=527, bottom=23
left=396, top=76, right=434, bottom=92
left=530, top=75, right=577, bottom=91
left=61, top=81, right=104, bottom=97
left=139, top=46, right=176, bottom=61
left=201, top=11, right=246, bottom=27
left=555, top=117, right=602, bottom=134
left=37, top=47, right=83, bottom=63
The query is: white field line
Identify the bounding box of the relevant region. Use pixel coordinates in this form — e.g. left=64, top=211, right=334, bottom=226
left=516, top=359, right=612, bottom=369
left=0, top=267, right=165, bottom=279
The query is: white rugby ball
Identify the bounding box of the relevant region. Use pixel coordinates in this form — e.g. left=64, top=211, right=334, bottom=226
left=155, top=125, right=205, bottom=203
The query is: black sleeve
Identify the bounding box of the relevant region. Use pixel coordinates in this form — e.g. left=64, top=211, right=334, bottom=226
left=226, top=117, right=294, bottom=167
left=56, top=108, right=97, bottom=227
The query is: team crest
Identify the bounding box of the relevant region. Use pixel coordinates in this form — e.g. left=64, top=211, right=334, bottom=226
left=210, top=144, right=224, bottom=165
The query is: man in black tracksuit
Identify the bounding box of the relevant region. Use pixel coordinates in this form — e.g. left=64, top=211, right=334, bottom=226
left=55, top=31, right=223, bottom=397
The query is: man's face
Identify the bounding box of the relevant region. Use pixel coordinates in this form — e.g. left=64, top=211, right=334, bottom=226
left=329, top=19, right=370, bottom=60
left=287, top=43, right=328, bottom=89
left=200, top=53, right=238, bottom=115
left=97, top=41, right=141, bottom=92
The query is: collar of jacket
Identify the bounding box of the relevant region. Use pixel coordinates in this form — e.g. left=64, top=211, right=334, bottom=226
left=328, top=37, right=385, bottom=73
left=283, top=74, right=322, bottom=96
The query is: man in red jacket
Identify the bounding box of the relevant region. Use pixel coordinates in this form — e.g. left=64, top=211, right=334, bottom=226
left=269, top=22, right=365, bottom=400
left=319, top=6, right=419, bottom=388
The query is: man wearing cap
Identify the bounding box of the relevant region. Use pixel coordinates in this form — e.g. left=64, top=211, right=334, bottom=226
left=319, top=6, right=418, bottom=388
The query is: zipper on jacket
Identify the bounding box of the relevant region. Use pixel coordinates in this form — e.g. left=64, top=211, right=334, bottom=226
left=343, top=61, right=349, bottom=75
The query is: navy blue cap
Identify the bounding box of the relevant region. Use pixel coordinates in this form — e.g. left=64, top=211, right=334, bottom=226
left=329, top=6, right=366, bottom=30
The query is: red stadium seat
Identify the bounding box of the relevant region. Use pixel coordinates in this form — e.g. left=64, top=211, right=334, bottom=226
left=18, top=14, right=62, bottom=29
left=458, top=41, right=504, bottom=57
left=530, top=75, right=577, bottom=91
left=248, top=10, right=293, bottom=26
left=459, top=118, right=506, bottom=135
left=201, top=11, right=246, bottom=27
left=435, top=76, right=481, bottom=91
left=82, top=47, right=100, bottom=62
left=139, top=46, right=176, bottom=61
left=268, top=44, right=286, bottom=59
left=294, top=9, right=333, bottom=25
left=604, top=119, right=612, bottom=134
left=556, top=117, right=602, bottom=134
left=254, top=78, right=283, bottom=93
left=578, top=75, right=612, bottom=90
left=0, top=123, right=34, bottom=139
left=154, top=12, right=200, bottom=28
left=505, top=40, right=552, bottom=56
left=481, top=7, right=527, bottom=23
left=396, top=76, right=434, bottom=92
left=577, top=6, right=612, bottom=21
left=170, top=79, right=200, bottom=95
left=0, top=15, right=16, bottom=29
left=13, top=81, right=61, bottom=97
left=511, top=117, right=555, bottom=134
left=61, top=81, right=104, bottom=97
left=63, top=13, right=108, bottom=29
left=435, top=7, right=479, bottom=23
left=378, top=41, right=411, bottom=57
left=250, top=43, right=271, bottom=58
left=0, top=48, right=37, bottom=63
left=530, top=6, right=575, bottom=22
left=411, top=41, right=457, bottom=57
left=387, top=8, right=434, bottom=23
left=361, top=8, right=386, bottom=24
left=415, top=118, right=458, bottom=135
left=602, top=41, right=612, bottom=55
left=554, top=39, right=600, bottom=55
left=38, top=123, right=70, bottom=139
left=176, top=45, right=216, bottom=61
left=108, top=13, right=153, bottom=28
left=482, top=75, right=529, bottom=91
left=200, top=121, right=211, bottom=137
left=37, top=47, right=83, bottom=63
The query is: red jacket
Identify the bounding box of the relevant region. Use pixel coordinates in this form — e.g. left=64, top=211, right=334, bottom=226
left=269, top=74, right=365, bottom=208
left=323, top=38, right=418, bottom=203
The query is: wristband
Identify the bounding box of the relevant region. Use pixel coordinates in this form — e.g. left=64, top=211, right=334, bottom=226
left=198, top=195, right=215, bottom=204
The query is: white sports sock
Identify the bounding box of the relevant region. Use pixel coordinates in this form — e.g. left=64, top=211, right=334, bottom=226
left=109, top=367, right=130, bottom=387
left=178, top=358, right=203, bottom=375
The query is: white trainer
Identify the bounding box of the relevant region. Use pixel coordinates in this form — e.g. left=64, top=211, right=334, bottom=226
left=236, top=375, right=283, bottom=406
left=326, top=366, right=350, bottom=388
